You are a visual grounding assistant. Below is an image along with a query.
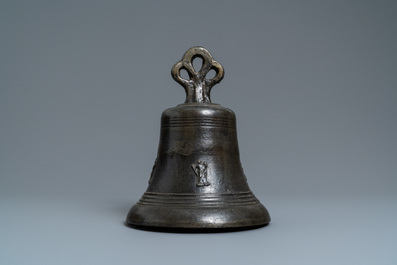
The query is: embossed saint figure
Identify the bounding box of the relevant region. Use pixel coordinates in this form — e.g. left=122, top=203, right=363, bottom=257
left=191, top=160, right=210, bottom=187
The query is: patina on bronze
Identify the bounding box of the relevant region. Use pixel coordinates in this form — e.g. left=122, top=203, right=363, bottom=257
left=126, top=47, right=270, bottom=231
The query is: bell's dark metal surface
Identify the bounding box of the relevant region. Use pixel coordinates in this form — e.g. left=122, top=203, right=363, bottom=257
left=126, top=47, right=270, bottom=231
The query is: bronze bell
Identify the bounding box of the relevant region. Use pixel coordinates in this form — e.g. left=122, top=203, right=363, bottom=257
left=126, top=47, right=270, bottom=231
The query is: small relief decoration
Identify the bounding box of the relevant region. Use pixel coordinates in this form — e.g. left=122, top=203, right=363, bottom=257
left=191, top=160, right=210, bottom=187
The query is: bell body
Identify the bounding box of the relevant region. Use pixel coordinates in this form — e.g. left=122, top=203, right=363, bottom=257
left=127, top=46, right=270, bottom=231
left=127, top=103, right=270, bottom=230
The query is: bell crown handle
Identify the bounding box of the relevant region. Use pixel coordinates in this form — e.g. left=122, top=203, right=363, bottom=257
left=171, top=46, right=224, bottom=103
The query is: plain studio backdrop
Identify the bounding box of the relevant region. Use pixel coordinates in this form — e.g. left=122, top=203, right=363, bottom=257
left=1, top=1, right=396, bottom=265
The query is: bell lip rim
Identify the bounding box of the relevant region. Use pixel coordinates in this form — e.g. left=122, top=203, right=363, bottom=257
left=126, top=202, right=271, bottom=232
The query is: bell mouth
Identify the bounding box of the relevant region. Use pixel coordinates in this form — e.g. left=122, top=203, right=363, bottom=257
left=126, top=198, right=270, bottom=232
left=126, top=223, right=270, bottom=233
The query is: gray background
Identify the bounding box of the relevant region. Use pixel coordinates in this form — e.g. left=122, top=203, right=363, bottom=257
left=1, top=1, right=396, bottom=264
